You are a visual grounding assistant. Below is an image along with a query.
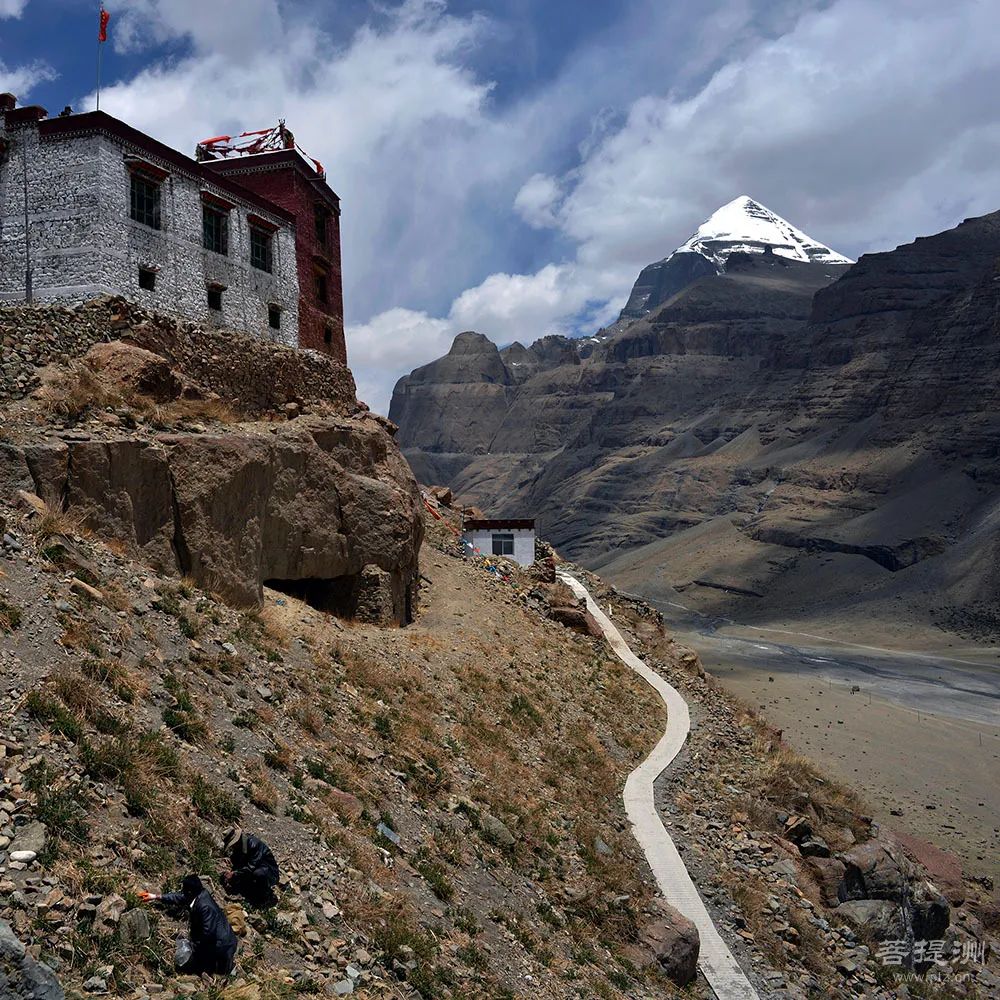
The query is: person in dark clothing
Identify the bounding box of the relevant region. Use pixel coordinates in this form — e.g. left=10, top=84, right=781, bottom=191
left=140, top=875, right=237, bottom=975
left=221, top=827, right=280, bottom=906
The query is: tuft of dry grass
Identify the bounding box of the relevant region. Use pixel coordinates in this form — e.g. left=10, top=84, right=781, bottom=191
left=34, top=503, right=88, bottom=541
left=263, top=740, right=293, bottom=772
left=33, top=366, right=125, bottom=421
left=33, top=362, right=241, bottom=426
left=244, top=759, right=279, bottom=814
left=258, top=604, right=291, bottom=648
left=0, top=594, right=22, bottom=632
left=141, top=394, right=240, bottom=426
left=290, top=698, right=322, bottom=735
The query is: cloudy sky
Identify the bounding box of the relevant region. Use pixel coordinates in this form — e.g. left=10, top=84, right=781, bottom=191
left=4, top=0, right=1000, bottom=412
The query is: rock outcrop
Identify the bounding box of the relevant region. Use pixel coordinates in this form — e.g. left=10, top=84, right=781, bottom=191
left=1, top=301, right=422, bottom=625
left=636, top=899, right=700, bottom=986
left=4, top=415, right=422, bottom=622
left=0, top=920, right=64, bottom=1000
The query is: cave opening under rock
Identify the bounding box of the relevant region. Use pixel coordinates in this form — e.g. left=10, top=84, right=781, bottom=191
left=265, top=575, right=361, bottom=618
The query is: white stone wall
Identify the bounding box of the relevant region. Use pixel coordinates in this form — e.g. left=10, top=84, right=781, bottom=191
left=462, top=527, right=536, bottom=567
left=0, top=118, right=298, bottom=347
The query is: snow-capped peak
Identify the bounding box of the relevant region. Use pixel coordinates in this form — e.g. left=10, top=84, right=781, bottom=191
left=674, top=195, right=853, bottom=267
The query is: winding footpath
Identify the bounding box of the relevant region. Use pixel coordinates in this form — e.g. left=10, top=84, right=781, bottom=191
left=558, top=572, right=760, bottom=1000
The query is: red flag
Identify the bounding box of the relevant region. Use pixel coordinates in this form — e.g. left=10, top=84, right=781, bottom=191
left=99, top=7, right=110, bottom=43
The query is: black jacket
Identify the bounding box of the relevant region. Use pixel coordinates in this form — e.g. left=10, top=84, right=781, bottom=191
left=161, top=888, right=237, bottom=966
left=231, top=833, right=279, bottom=886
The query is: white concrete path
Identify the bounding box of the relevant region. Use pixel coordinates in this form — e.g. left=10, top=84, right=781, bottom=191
left=559, top=572, right=760, bottom=1000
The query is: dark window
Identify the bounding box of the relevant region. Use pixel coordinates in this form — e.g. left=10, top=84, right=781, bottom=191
left=492, top=533, right=514, bottom=556
left=268, top=305, right=281, bottom=330
left=138, top=267, right=156, bottom=291
left=250, top=226, right=273, bottom=272
left=130, top=173, right=161, bottom=229
left=207, top=287, right=223, bottom=311
left=203, top=205, right=228, bottom=255
left=314, top=204, right=328, bottom=246
left=315, top=270, right=328, bottom=304
left=324, top=327, right=333, bottom=345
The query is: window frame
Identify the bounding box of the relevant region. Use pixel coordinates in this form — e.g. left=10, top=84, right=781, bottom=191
left=315, top=268, right=329, bottom=305
left=202, top=204, right=229, bottom=256
left=492, top=533, right=515, bottom=556
left=250, top=225, right=274, bottom=273
left=314, top=203, right=329, bottom=247
left=130, top=172, right=162, bottom=230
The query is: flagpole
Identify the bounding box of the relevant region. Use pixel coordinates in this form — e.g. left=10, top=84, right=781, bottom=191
left=96, top=4, right=104, bottom=111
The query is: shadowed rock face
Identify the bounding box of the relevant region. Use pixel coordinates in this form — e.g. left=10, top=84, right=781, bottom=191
left=619, top=250, right=719, bottom=321
left=391, top=208, right=1000, bottom=636
left=10, top=416, right=423, bottom=623
left=0, top=919, right=64, bottom=999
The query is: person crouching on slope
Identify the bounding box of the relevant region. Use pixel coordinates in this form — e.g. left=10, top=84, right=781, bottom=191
left=221, top=826, right=280, bottom=906
left=140, top=875, right=238, bottom=975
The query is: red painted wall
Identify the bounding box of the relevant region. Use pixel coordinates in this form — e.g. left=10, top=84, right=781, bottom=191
left=208, top=155, right=345, bottom=364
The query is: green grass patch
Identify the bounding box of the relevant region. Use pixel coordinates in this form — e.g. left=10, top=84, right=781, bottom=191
left=190, top=774, right=242, bottom=824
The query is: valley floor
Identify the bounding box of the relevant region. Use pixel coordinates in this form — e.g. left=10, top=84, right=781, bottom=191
left=645, top=599, right=1000, bottom=884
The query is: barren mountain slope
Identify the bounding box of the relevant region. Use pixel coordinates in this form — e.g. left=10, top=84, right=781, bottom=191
left=392, top=208, right=1000, bottom=640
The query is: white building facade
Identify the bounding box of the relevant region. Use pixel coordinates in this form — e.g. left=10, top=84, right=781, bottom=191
left=462, top=518, right=536, bottom=567
left=0, top=98, right=299, bottom=345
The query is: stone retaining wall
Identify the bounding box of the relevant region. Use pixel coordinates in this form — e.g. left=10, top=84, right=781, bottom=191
left=0, top=297, right=355, bottom=412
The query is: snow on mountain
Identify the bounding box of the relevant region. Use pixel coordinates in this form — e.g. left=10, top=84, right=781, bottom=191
left=675, top=195, right=853, bottom=267
left=611, top=195, right=854, bottom=326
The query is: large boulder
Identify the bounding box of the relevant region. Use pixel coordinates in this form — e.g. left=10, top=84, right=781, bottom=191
left=81, top=341, right=186, bottom=402
left=0, top=919, right=64, bottom=999
left=10, top=821, right=46, bottom=857
left=637, top=899, right=700, bottom=986
left=838, top=838, right=915, bottom=902
left=910, top=882, right=951, bottom=940
left=20, top=415, right=423, bottom=625
left=535, top=583, right=604, bottom=638
left=806, top=856, right=847, bottom=907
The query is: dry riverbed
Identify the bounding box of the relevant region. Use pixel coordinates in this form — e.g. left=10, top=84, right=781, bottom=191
left=662, top=618, right=1000, bottom=885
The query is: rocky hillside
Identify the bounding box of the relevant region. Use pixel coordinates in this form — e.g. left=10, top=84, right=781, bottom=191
left=390, top=207, right=1000, bottom=640
left=1, top=299, right=995, bottom=999
left=0, top=480, right=996, bottom=999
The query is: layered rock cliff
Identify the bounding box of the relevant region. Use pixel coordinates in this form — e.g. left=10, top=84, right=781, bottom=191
left=391, top=207, right=1000, bottom=637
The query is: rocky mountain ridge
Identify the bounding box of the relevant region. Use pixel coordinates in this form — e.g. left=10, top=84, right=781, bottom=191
left=390, top=205, right=1000, bottom=640
left=616, top=195, right=852, bottom=327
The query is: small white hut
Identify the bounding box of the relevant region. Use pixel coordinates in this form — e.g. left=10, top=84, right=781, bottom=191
left=462, top=518, right=536, bottom=567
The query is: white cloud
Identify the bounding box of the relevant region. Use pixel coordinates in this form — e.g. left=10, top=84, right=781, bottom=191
left=111, top=0, right=282, bottom=55
left=57, top=0, right=1000, bottom=419
left=513, top=173, right=563, bottom=229
left=0, top=58, right=54, bottom=94
left=367, top=0, right=1000, bottom=416
left=347, top=307, right=454, bottom=411
left=0, top=0, right=27, bottom=19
